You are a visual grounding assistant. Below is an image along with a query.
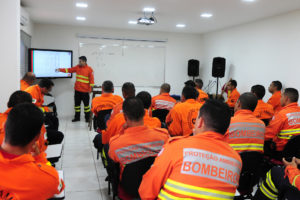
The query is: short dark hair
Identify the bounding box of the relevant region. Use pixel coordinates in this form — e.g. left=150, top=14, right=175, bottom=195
left=199, top=99, right=231, bottom=135
left=38, top=79, right=54, bottom=89
left=122, top=82, right=135, bottom=98
left=123, top=97, right=145, bottom=122
left=161, top=83, right=171, bottom=93
left=272, top=81, right=282, bottom=91
left=184, top=80, right=196, bottom=88
left=79, top=56, right=87, bottom=62
left=284, top=88, right=299, bottom=103
left=182, top=86, right=198, bottom=100
left=238, top=92, right=258, bottom=112
left=5, top=103, right=44, bottom=147
left=195, top=79, right=203, bottom=89
left=229, top=80, right=237, bottom=88
left=136, top=91, right=152, bottom=109
left=7, top=91, right=32, bottom=108
left=251, top=85, right=265, bottom=100
left=102, top=80, right=113, bottom=93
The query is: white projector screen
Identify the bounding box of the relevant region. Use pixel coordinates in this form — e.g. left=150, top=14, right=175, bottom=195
left=79, top=39, right=166, bottom=86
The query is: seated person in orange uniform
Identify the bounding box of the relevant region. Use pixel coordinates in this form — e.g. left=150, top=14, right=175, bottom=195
left=20, top=72, right=36, bottom=91
left=224, top=92, right=266, bottom=153
left=0, top=103, right=64, bottom=200
left=151, top=83, right=176, bottom=111
left=268, top=80, right=283, bottom=113
left=102, top=91, right=161, bottom=145
left=166, top=86, right=203, bottom=136
left=109, top=97, right=169, bottom=200
left=251, top=85, right=274, bottom=124
left=91, top=80, right=123, bottom=116
left=195, top=79, right=208, bottom=103
left=139, top=99, right=242, bottom=200
left=224, top=79, right=240, bottom=110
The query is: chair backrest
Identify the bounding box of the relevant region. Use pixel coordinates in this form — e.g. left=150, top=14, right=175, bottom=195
left=261, top=119, right=271, bottom=126
left=152, top=109, right=169, bottom=123
left=282, top=135, right=300, bottom=161
left=94, top=109, right=112, bottom=131
left=120, top=156, right=156, bottom=198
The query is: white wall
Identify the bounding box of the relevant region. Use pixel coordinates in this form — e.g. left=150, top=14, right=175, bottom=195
left=21, top=7, right=34, bottom=36
left=0, top=0, right=20, bottom=111
left=201, top=10, right=300, bottom=102
left=32, top=24, right=203, bottom=116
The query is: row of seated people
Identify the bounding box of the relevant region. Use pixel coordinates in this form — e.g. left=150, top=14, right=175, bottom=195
left=91, top=79, right=300, bottom=200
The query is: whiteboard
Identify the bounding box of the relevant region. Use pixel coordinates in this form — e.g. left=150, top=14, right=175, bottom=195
left=79, top=39, right=166, bottom=86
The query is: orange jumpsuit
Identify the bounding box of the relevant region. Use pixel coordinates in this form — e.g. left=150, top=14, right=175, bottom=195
left=267, top=91, right=282, bottom=113
left=166, top=99, right=203, bottom=136
left=25, top=85, right=49, bottom=112
left=0, top=150, right=64, bottom=200
left=265, top=102, right=300, bottom=151
left=224, top=109, right=266, bottom=153
left=20, top=80, right=30, bottom=91
left=59, top=65, right=94, bottom=93
left=226, top=88, right=240, bottom=108
left=151, top=93, right=176, bottom=111
left=285, top=165, right=300, bottom=190
left=253, top=100, right=274, bottom=120
left=108, top=102, right=124, bottom=124
left=91, top=93, right=123, bottom=115
left=102, top=110, right=161, bottom=144
left=197, top=89, right=209, bottom=103
left=139, top=131, right=242, bottom=200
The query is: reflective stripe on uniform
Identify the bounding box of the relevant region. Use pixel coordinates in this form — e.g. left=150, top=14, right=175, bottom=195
left=278, top=128, right=300, bottom=139
left=76, top=79, right=89, bottom=84
left=65, top=68, right=69, bottom=73
left=84, top=106, right=90, bottom=112
left=228, top=122, right=265, bottom=140
left=259, top=170, right=278, bottom=200
left=75, top=106, right=81, bottom=112
left=229, top=143, right=263, bottom=151
left=76, top=75, right=89, bottom=80
left=90, top=84, right=95, bottom=87
left=159, top=179, right=235, bottom=200
left=158, top=189, right=194, bottom=200
left=40, top=107, right=45, bottom=113
left=260, top=183, right=277, bottom=200
left=293, top=175, right=300, bottom=187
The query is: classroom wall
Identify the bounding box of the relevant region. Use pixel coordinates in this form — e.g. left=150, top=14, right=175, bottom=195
left=21, top=7, right=34, bottom=36
left=0, top=0, right=20, bottom=111
left=31, top=24, right=203, bottom=117
left=201, top=10, right=300, bottom=102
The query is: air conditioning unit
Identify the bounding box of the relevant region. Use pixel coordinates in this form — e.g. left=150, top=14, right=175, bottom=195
left=20, top=14, right=29, bottom=26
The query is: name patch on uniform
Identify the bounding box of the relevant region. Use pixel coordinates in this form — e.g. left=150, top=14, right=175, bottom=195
left=228, top=122, right=265, bottom=140
left=155, top=100, right=175, bottom=110
left=286, top=112, right=300, bottom=126
left=181, top=148, right=241, bottom=186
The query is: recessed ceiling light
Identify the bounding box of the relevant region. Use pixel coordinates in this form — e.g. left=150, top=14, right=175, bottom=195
left=76, top=2, right=88, bottom=8
left=176, top=24, right=186, bottom=28
left=201, top=13, right=213, bottom=18
left=128, top=20, right=138, bottom=25
left=143, top=7, right=155, bottom=12
left=76, top=16, right=86, bottom=21
left=242, top=0, right=256, bottom=2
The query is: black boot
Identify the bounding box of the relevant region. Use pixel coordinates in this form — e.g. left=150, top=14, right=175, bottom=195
left=85, top=111, right=91, bottom=123
left=72, top=112, right=80, bottom=122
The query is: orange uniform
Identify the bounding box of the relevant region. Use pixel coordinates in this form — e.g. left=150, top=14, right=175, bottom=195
left=265, top=102, right=300, bottom=151
left=91, top=93, right=123, bottom=115
left=253, top=100, right=274, bottom=120
left=224, top=110, right=266, bottom=153
left=197, top=89, right=209, bottom=103
left=226, top=88, right=240, bottom=108
left=108, top=102, right=124, bottom=123
left=285, top=165, right=300, bottom=190
left=102, top=110, right=161, bottom=144
left=20, top=80, right=30, bottom=91
left=267, top=91, right=282, bottom=113
left=139, top=131, right=242, bottom=200
left=59, top=65, right=94, bottom=93
left=0, top=150, right=64, bottom=200
left=166, top=99, right=203, bottom=136
left=0, top=108, right=11, bottom=145
left=151, top=93, right=176, bottom=111
left=25, top=85, right=49, bottom=112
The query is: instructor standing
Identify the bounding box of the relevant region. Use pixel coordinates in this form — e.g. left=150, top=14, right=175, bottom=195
left=57, top=56, right=94, bottom=122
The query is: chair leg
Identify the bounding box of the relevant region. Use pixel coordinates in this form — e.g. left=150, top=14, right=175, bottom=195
left=108, top=180, right=111, bottom=195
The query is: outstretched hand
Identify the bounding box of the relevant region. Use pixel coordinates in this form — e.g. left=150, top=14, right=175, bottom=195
left=283, top=157, right=300, bottom=168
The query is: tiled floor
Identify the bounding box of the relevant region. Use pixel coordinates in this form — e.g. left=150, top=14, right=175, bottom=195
left=56, top=117, right=111, bottom=200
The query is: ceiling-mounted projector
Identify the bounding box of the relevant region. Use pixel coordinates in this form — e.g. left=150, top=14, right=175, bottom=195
left=137, top=11, right=157, bottom=26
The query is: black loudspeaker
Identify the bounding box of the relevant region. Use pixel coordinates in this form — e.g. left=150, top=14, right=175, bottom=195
left=212, top=57, right=226, bottom=78
left=188, top=59, right=199, bottom=77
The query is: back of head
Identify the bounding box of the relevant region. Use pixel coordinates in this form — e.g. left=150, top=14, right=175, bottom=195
left=38, top=79, right=54, bottom=89
left=184, top=80, right=196, bottom=88
left=199, top=99, right=231, bottom=135
left=102, top=80, right=114, bottom=93
left=5, top=103, right=44, bottom=147
left=272, top=81, right=282, bottom=91
left=136, top=91, right=152, bottom=109
left=122, top=82, right=135, bottom=98
left=284, top=88, right=299, bottom=103
left=122, top=97, right=145, bottom=122
left=79, top=56, right=87, bottom=62
left=182, top=86, right=198, bottom=100
left=7, top=91, right=32, bottom=108
left=22, top=72, right=36, bottom=83
left=160, top=83, right=171, bottom=93
left=238, top=92, right=258, bottom=112
left=195, top=79, right=203, bottom=89
left=229, top=80, right=237, bottom=88
left=251, top=85, right=265, bottom=100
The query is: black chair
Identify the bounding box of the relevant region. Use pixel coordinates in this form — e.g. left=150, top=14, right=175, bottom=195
left=152, top=109, right=169, bottom=123
left=235, top=151, right=264, bottom=200
left=281, top=135, right=300, bottom=161
left=93, top=109, right=112, bottom=131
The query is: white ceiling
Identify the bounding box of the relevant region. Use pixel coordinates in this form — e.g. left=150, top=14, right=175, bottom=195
left=21, top=0, right=300, bottom=34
